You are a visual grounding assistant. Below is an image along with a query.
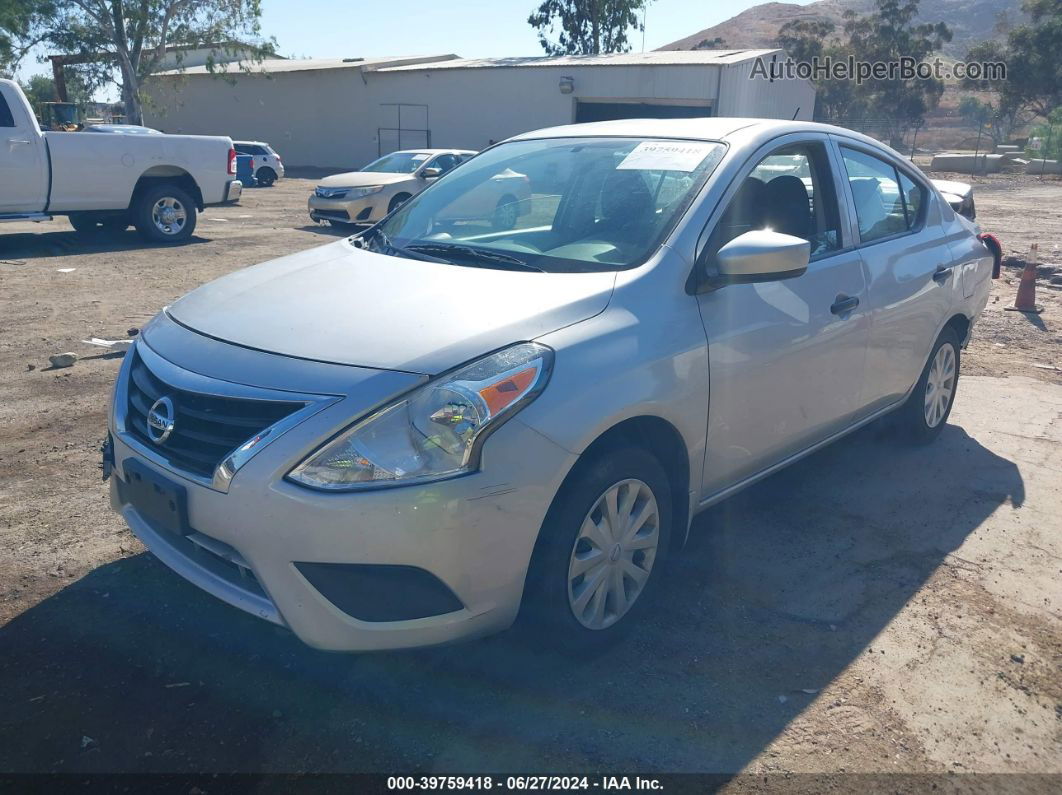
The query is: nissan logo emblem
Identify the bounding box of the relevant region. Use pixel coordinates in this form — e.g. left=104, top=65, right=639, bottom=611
left=146, top=396, right=176, bottom=444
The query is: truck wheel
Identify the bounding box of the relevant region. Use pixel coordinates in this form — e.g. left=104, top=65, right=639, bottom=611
left=68, top=213, right=105, bottom=235
left=68, top=212, right=129, bottom=236
left=256, top=167, right=277, bottom=187
left=133, top=184, right=197, bottom=244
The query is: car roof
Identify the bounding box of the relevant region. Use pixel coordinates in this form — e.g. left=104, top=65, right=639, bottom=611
left=509, top=117, right=886, bottom=146
left=386, top=149, right=477, bottom=156
left=505, top=118, right=906, bottom=164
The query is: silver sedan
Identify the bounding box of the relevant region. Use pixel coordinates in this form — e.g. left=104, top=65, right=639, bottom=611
left=107, top=118, right=997, bottom=651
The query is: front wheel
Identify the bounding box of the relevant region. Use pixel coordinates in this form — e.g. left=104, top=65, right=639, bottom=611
left=132, top=184, right=197, bottom=244
left=896, top=327, right=960, bottom=443
left=388, top=192, right=412, bottom=214
left=521, top=446, right=673, bottom=650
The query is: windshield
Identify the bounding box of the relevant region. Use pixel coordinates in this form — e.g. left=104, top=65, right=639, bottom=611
left=361, top=152, right=432, bottom=173
left=371, top=137, right=725, bottom=273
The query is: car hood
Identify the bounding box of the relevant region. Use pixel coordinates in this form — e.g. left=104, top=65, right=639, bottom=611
left=166, top=239, right=616, bottom=374
left=318, top=171, right=413, bottom=188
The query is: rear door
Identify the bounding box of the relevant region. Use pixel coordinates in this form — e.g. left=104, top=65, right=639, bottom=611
left=695, top=133, right=870, bottom=497
left=833, top=139, right=958, bottom=412
left=0, top=83, right=48, bottom=213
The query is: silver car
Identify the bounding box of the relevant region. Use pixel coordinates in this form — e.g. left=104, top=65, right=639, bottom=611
left=106, top=118, right=997, bottom=651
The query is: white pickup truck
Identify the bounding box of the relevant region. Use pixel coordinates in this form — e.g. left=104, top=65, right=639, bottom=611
left=0, top=79, right=241, bottom=243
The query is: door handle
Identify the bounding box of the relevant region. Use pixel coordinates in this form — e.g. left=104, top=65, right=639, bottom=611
left=932, top=265, right=953, bottom=284
left=6, top=138, right=32, bottom=145
left=830, top=294, right=860, bottom=316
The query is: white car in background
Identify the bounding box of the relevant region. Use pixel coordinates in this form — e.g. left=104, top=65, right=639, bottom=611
left=233, top=140, right=284, bottom=187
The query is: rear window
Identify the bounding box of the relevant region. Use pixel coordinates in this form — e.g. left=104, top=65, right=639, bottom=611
left=0, top=93, right=14, bottom=127
left=236, top=144, right=268, bottom=155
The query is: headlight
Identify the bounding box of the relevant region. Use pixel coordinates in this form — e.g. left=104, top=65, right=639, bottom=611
left=347, top=185, right=384, bottom=199
left=287, top=343, right=553, bottom=491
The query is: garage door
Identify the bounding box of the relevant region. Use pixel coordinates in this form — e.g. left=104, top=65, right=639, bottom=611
left=574, top=101, right=713, bottom=123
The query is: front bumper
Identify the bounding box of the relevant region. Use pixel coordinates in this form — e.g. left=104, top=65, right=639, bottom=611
left=307, top=192, right=388, bottom=225
left=109, top=337, right=575, bottom=651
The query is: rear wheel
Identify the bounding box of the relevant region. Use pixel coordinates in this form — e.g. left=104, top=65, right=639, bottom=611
left=521, top=446, right=672, bottom=651
left=132, top=183, right=197, bottom=244
left=896, top=327, right=960, bottom=443
left=69, top=212, right=128, bottom=235
left=256, top=167, right=277, bottom=187
left=491, top=194, right=519, bottom=230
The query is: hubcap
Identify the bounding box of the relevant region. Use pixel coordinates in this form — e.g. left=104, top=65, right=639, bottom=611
left=152, top=197, right=187, bottom=235
left=567, top=478, right=660, bottom=630
left=924, top=343, right=956, bottom=428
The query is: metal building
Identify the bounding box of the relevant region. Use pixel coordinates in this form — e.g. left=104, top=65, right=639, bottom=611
left=145, top=50, right=815, bottom=169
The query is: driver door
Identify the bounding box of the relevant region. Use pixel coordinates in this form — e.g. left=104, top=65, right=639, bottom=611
left=695, top=135, right=871, bottom=497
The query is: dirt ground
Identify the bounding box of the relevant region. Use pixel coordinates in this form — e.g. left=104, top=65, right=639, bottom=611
left=0, top=172, right=1059, bottom=783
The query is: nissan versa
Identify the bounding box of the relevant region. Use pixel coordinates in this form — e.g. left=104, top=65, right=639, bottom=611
left=106, top=118, right=998, bottom=651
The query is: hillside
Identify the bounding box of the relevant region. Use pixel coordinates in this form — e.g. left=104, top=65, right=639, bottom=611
left=657, top=0, right=1025, bottom=58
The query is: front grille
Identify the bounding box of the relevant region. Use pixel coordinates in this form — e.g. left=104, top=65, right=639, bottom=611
left=125, top=350, right=305, bottom=479
left=312, top=208, right=351, bottom=222
left=314, top=187, right=348, bottom=199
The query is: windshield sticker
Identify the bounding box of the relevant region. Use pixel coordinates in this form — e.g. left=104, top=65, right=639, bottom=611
left=617, top=141, right=717, bottom=172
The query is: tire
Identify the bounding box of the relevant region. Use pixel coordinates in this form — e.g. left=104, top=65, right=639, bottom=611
left=388, top=193, right=412, bottom=214
left=132, top=183, right=197, bottom=244
left=68, top=212, right=104, bottom=235
left=69, top=212, right=129, bottom=235
left=491, top=194, right=519, bottom=231
left=256, top=167, right=277, bottom=187
left=520, top=446, right=673, bottom=651
left=896, top=327, right=960, bottom=443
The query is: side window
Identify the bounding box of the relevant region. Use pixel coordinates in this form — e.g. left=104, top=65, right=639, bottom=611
left=898, top=171, right=925, bottom=228
left=431, top=154, right=459, bottom=174
left=234, top=145, right=250, bottom=154
left=840, top=147, right=910, bottom=243
left=703, top=141, right=843, bottom=267
left=0, top=92, right=15, bottom=127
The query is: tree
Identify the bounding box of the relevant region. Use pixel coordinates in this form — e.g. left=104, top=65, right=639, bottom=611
left=775, top=0, right=949, bottom=145
left=29, top=1, right=274, bottom=124
left=692, top=36, right=726, bottom=50
left=776, top=18, right=866, bottom=120
left=528, top=0, right=647, bottom=56
left=842, top=0, right=951, bottom=148
left=0, top=0, right=54, bottom=75
left=20, top=71, right=91, bottom=115
left=964, top=0, right=1062, bottom=121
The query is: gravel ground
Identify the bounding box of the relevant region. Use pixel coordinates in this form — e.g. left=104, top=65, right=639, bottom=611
left=0, top=172, right=1059, bottom=782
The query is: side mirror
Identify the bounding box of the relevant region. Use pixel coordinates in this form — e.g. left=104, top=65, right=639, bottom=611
left=421, top=167, right=442, bottom=178
left=712, top=230, right=810, bottom=285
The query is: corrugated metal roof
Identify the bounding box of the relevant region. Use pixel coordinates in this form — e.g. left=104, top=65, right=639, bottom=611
left=378, top=50, right=781, bottom=71
left=154, top=54, right=459, bottom=76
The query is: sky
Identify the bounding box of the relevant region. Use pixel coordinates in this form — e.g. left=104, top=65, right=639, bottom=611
left=15, top=0, right=813, bottom=96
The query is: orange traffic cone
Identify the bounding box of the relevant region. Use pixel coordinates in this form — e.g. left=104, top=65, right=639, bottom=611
left=1005, top=243, right=1043, bottom=314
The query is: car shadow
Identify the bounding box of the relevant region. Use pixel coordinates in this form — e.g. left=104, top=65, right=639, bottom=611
left=296, top=223, right=365, bottom=238
left=0, top=230, right=209, bottom=260
left=0, top=422, right=1023, bottom=773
